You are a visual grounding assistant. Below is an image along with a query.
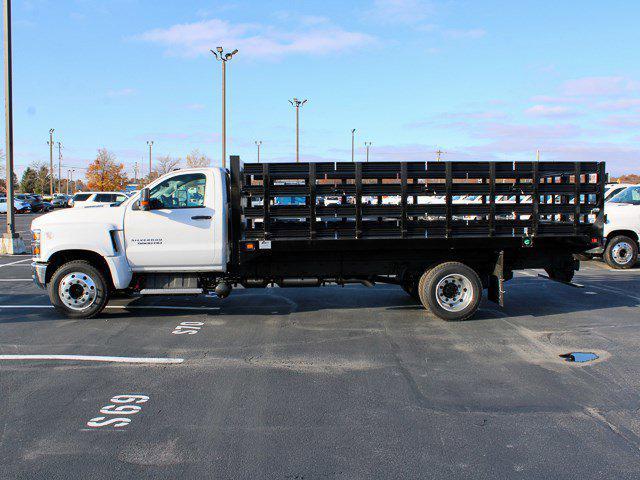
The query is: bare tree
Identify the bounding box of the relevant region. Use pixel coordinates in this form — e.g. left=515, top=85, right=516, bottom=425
left=185, top=149, right=211, bottom=168
left=154, top=155, right=182, bottom=176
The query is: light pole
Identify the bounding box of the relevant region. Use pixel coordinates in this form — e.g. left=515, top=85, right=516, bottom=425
left=365, top=142, right=372, bottom=162
left=47, top=128, right=54, bottom=195
left=255, top=140, right=262, bottom=163
left=146, top=140, right=153, bottom=179
left=289, top=98, right=307, bottom=163
left=57, top=141, right=62, bottom=193
left=1, top=0, right=24, bottom=253
left=211, top=47, right=238, bottom=169
left=351, top=129, right=356, bottom=162
left=70, top=169, right=75, bottom=194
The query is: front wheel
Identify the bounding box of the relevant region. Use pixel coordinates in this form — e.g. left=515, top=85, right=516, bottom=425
left=418, top=262, right=482, bottom=321
left=604, top=235, right=638, bottom=269
left=48, top=260, right=110, bottom=318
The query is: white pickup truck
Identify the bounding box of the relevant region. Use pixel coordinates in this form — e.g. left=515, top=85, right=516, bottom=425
left=589, top=185, right=640, bottom=268
left=31, top=158, right=605, bottom=321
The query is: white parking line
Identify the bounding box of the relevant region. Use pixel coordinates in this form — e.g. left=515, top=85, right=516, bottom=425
left=0, top=354, right=183, bottom=364
left=0, top=304, right=221, bottom=311
left=0, top=279, right=32, bottom=282
left=0, top=259, right=31, bottom=268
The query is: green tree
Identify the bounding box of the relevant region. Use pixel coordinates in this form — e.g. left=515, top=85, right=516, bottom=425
left=20, top=167, right=38, bottom=193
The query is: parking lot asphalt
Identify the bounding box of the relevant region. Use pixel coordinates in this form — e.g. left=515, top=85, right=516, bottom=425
left=1, top=212, right=640, bottom=479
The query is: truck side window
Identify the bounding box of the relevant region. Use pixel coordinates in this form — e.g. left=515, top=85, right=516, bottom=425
left=148, top=173, right=206, bottom=209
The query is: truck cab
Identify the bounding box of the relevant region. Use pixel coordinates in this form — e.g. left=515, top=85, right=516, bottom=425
left=31, top=167, right=228, bottom=317
left=596, top=185, right=640, bottom=268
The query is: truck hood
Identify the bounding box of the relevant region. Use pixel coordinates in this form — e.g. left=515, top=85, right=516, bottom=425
left=31, top=205, right=125, bottom=231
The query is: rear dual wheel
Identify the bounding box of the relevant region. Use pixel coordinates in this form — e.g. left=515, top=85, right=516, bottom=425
left=417, top=262, right=482, bottom=321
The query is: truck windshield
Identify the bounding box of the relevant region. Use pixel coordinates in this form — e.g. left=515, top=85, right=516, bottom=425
left=609, top=186, right=640, bottom=205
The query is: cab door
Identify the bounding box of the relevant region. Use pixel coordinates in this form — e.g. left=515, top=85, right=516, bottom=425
left=124, top=171, right=217, bottom=271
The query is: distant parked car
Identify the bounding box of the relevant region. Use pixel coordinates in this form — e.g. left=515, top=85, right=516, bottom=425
left=69, top=191, right=129, bottom=208
left=0, top=197, right=32, bottom=214
left=51, top=194, right=71, bottom=208
left=15, top=194, right=46, bottom=212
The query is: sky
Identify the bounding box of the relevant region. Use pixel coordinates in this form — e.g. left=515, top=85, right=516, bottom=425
left=1, top=0, right=639, bottom=179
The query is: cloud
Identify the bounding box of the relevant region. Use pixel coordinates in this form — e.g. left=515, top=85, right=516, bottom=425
left=366, top=0, right=434, bottom=24
left=106, top=88, right=136, bottom=98
left=595, top=98, right=640, bottom=111
left=525, top=104, right=575, bottom=118
left=136, top=18, right=375, bottom=59
left=443, top=28, right=486, bottom=39
left=600, top=114, right=640, bottom=129
left=563, top=76, right=640, bottom=97
left=185, top=103, right=206, bottom=111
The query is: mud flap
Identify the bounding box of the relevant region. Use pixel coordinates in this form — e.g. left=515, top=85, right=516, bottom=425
left=488, top=251, right=505, bottom=307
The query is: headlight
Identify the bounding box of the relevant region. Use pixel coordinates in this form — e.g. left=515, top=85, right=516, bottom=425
left=32, top=229, right=41, bottom=256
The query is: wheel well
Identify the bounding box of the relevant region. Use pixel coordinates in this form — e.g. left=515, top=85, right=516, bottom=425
left=46, top=250, right=114, bottom=289
left=606, top=230, right=639, bottom=244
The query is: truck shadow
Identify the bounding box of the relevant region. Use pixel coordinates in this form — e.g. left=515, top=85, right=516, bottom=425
left=0, top=273, right=637, bottom=323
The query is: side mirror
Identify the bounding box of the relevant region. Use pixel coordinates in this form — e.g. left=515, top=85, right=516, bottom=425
left=140, top=188, right=151, bottom=211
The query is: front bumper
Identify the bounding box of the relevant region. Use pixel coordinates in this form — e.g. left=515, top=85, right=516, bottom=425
left=31, top=261, right=47, bottom=289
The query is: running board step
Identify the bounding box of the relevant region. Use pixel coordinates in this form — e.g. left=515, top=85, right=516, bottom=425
left=140, top=288, right=203, bottom=295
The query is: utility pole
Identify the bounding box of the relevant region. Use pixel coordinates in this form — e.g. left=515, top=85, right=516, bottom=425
left=289, top=98, right=307, bottom=163
left=66, top=170, right=70, bottom=195
left=536, top=149, right=540, bottom=162
left=134, top=161, right=138, bottom=182
left=70, top=169, right=75, bottom=194
left=436, top=149, right=446, bottom=162
left=1, top=0, right=24, bottom=253
left=365, top=142, right=372, bottom=162
left=351, top=129, right=356, bottom=162
left=255, top=140, right=262, bottom=163
left=47, top=128, right=54, bottom=195
left=57, top=141, right=62, bottom=193
left=211, top=47, right=238, bottom=169
left=146, top=141, right=153, bottom=179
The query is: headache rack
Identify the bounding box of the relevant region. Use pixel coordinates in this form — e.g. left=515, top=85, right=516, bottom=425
left=229, top=156, right=605, bottom=243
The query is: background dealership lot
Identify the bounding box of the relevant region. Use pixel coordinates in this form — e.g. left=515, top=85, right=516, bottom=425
left=1, top=212, right=639, bottom=479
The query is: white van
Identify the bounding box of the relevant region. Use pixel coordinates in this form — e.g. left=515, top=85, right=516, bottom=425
left=69, top=192, right=128, bottom=208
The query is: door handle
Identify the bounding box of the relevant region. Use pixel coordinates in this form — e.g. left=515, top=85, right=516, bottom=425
left=191, top=215, right=212, bottom=220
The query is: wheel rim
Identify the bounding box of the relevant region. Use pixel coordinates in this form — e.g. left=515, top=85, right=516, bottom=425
left=435, top=274, right=473, bottom=312
left=611, top=242, right=634, bottom=265
left=58, top=272, right=97, bottom=311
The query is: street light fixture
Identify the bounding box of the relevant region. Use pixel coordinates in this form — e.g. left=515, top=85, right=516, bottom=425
left=211, top=46, right=238, bottom=169
left=255, top=140, right=262, bottom=163
left=289, top=98, right=307, bottom=163
left=364, top=142, right=372, bottom=163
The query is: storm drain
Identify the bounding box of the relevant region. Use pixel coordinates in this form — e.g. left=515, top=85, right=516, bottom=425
left=559, top=352, right=599, bottom=363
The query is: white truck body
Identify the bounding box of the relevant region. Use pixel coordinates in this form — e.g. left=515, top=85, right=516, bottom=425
left=32, top=168, right=229, bottom=289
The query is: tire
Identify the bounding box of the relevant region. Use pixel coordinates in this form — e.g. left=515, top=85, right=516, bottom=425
left=48, top=260, right=110, bottom=318
left=418, top=262, right=482, bottom=321
left=604, top=235, right=638, bottom=269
